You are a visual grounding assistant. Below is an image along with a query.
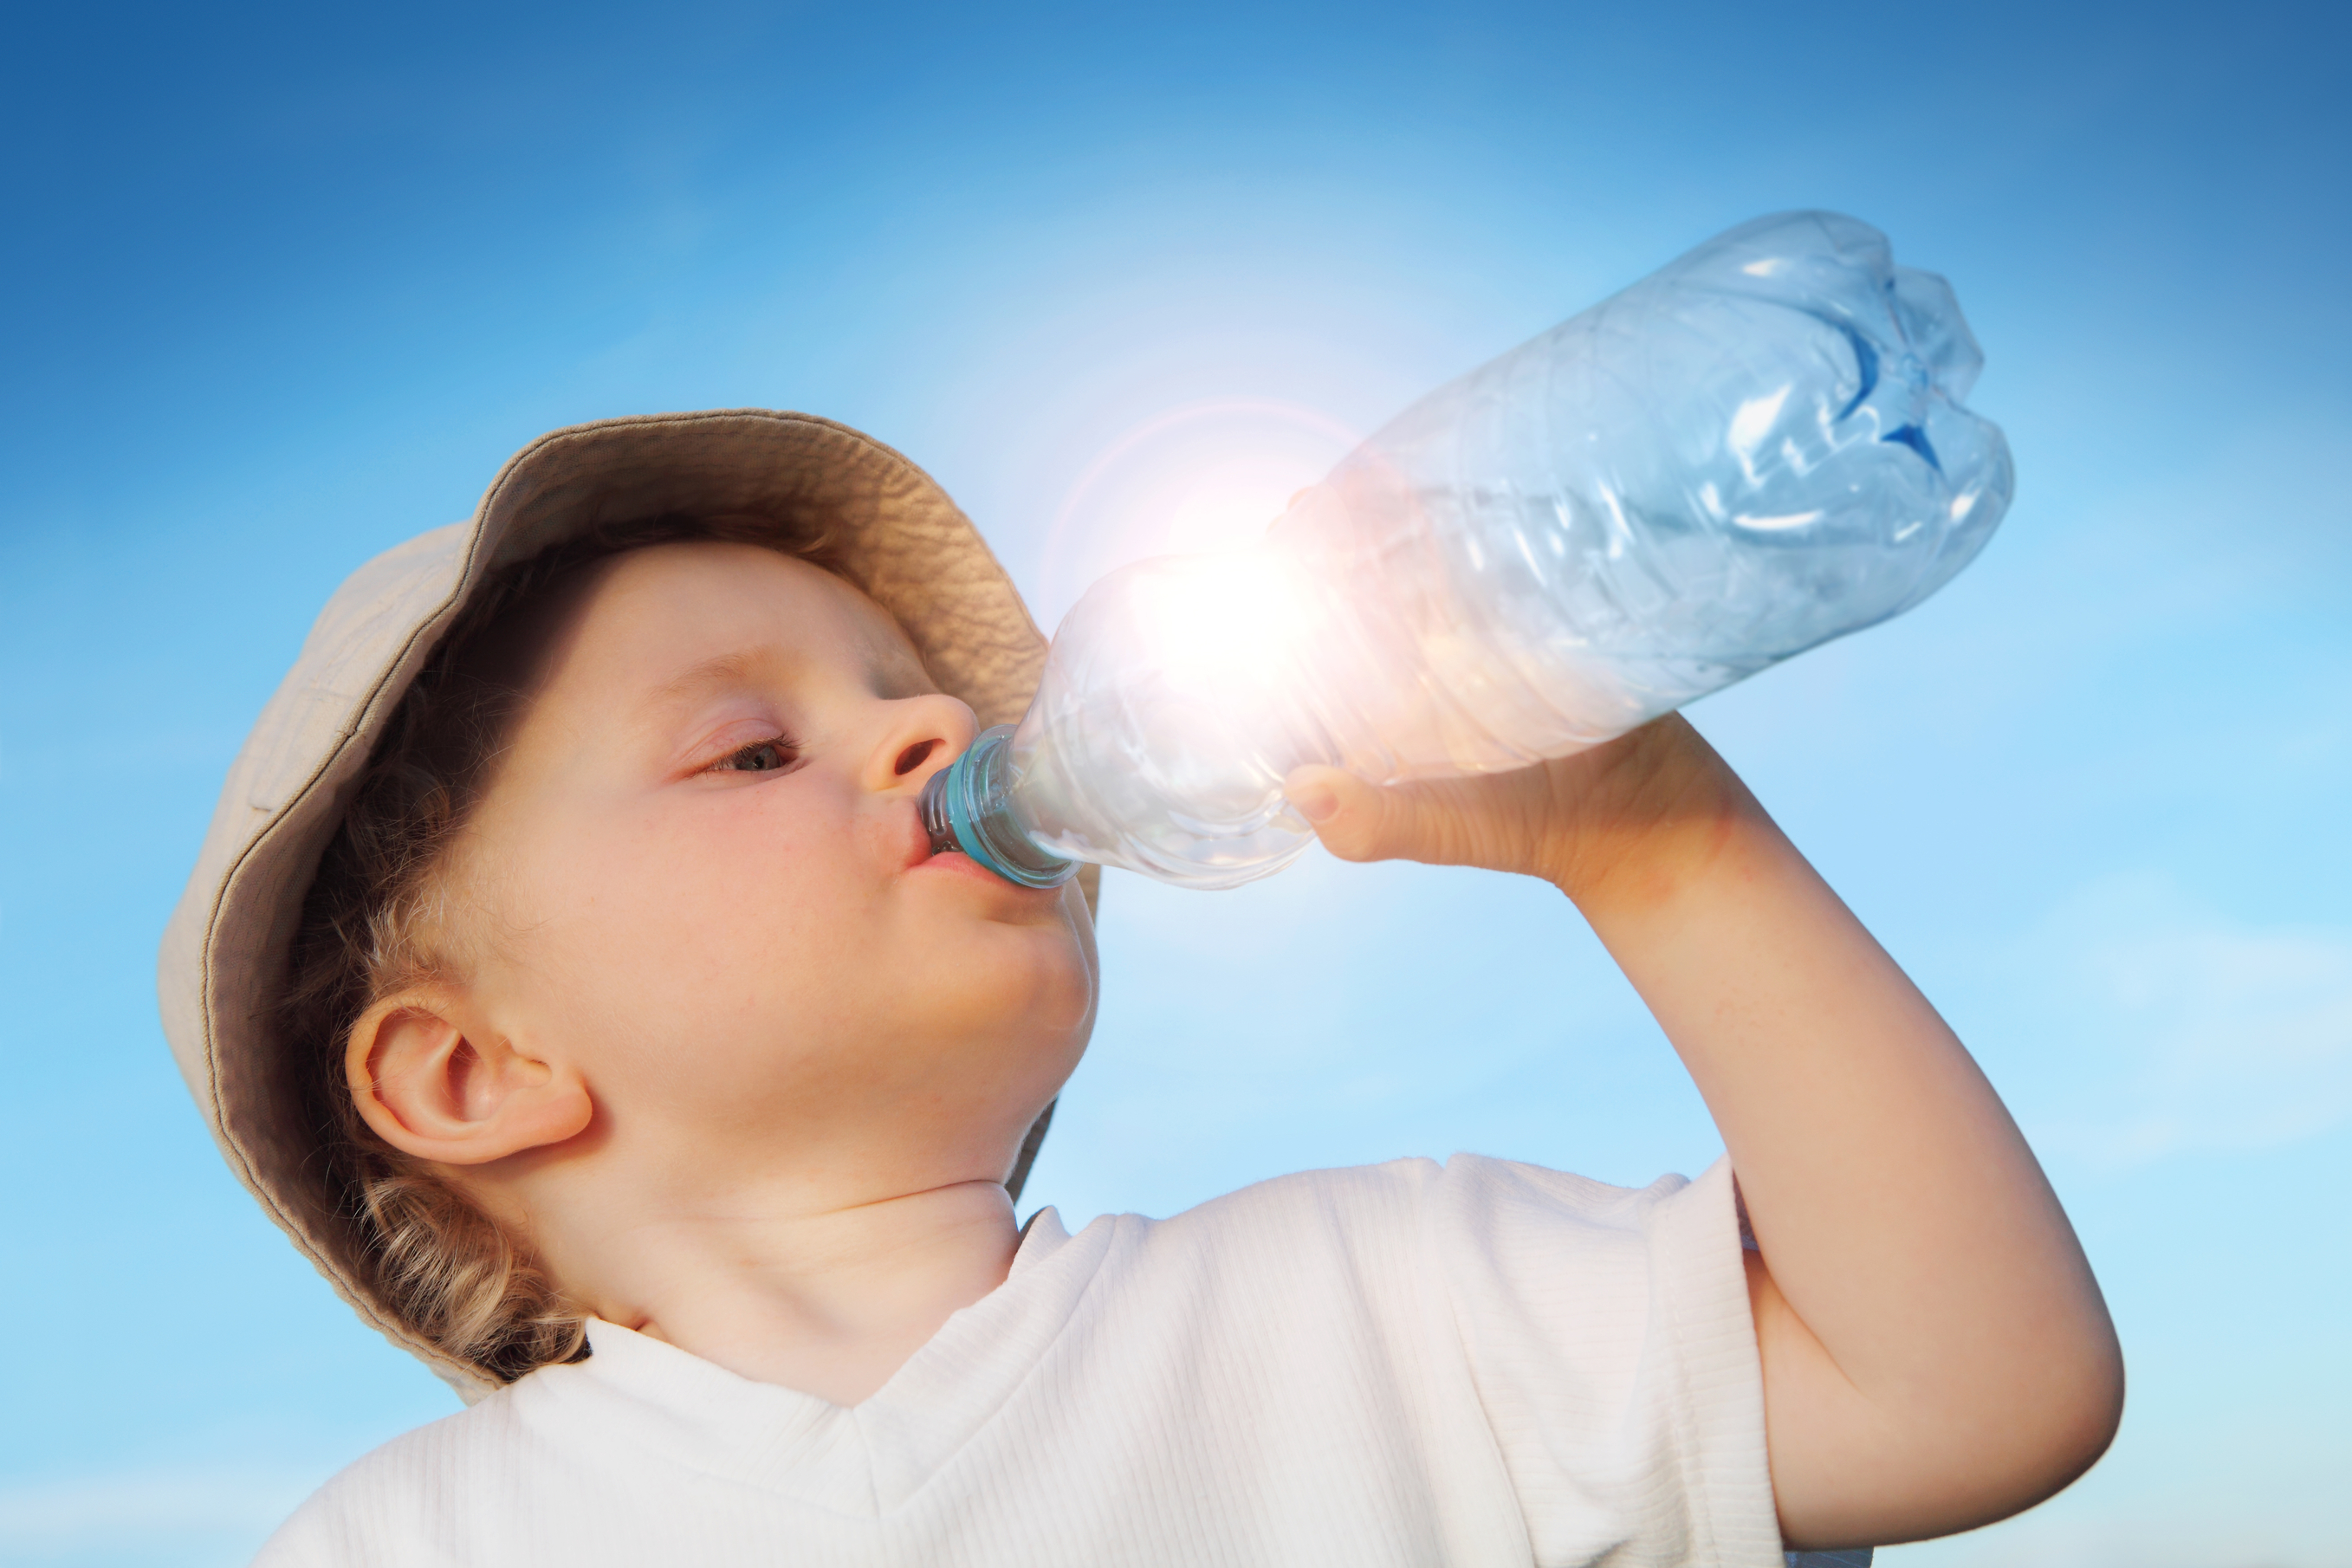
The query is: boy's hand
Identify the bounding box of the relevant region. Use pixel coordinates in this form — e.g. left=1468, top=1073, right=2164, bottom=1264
left=1286, top=718, right=2124, bottom=1551
left=1284, top=713, right=1753, bottom=914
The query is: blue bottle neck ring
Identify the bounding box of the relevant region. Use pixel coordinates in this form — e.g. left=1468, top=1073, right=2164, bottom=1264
left=917, top=725, right=1079, bottom=889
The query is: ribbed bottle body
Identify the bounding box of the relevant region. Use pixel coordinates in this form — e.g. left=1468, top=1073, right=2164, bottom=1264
left=993, top=211, right=2013, bottom=889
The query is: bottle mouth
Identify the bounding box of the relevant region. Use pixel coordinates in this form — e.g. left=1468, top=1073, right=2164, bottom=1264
left=917, top=725, right=1079, bottom=889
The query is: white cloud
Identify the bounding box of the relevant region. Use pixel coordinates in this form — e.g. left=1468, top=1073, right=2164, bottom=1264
left=1987, top=874, right=2352, bottom=1167
left=0, top=1464, right=309, bottom=1557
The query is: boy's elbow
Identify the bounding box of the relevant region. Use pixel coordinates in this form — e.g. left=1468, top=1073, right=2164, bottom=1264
left=2022, top=1328, right=2125, bottom=1502
left=1943, top=1314, right=2126, bottom=1532
left=1760, top=1265, right=2126, bottom=1548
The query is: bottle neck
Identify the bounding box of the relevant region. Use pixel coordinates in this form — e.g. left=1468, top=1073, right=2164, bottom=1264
left=917, top=725, right=1079, bottom=888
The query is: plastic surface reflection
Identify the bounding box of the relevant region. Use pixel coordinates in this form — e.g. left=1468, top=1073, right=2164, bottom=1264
left=945, top=211, right=2015, bottom=890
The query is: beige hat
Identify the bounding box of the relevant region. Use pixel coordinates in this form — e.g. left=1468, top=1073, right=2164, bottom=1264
left=157, top=409, right=1095, bottom=1401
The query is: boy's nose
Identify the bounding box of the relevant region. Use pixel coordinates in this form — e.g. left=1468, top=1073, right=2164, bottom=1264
left=863, top=693, right=977, bottom=796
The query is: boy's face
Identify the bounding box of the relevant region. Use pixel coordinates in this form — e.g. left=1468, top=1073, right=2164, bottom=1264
left=449, top=541, right=1097, bottom=1194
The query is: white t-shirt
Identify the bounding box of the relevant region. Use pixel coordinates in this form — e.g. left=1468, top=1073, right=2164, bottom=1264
left=259, top=1155, right=1787, bottom=1566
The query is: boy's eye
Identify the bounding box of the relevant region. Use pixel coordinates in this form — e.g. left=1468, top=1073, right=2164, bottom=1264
left=713, top=738, right=796, bottom=774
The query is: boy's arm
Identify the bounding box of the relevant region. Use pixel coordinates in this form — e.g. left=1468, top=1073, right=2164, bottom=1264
left=1286, top=716, right=2123, bottom=1550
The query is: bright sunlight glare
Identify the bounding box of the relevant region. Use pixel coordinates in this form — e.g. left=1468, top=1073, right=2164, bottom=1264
left=1039, top=398, right=1358, bottom=623
left=1161, top=457, right=1324, bottom=554
left=1127, top=548, right=1313, bottom=697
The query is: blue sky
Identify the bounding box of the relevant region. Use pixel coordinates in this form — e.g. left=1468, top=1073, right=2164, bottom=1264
left=2, top=2, right=2345, bottom=1563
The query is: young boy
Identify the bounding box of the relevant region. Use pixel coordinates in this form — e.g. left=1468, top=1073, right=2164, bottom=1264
left=162, top=410, right=2122, bottom=1566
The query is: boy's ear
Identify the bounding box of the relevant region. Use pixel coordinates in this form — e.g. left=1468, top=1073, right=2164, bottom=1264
left=346, top=988, right=592, bottom=1166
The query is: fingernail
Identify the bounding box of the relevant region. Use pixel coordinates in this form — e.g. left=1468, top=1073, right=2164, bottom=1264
left=1291, top=781, right=1338, bottom=822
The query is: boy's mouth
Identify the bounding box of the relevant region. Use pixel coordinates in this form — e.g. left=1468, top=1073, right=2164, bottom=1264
left=917, top=767, right=963, bottom=861
left=901, top=808, right=1066, bottom=908
left=898, top=800, right=1040, bottom=892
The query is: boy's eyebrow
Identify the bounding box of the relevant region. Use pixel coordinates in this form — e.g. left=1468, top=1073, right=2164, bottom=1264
left=643, top=649, right=777, bottom=713
left=639, top=632, right=928, bottom=716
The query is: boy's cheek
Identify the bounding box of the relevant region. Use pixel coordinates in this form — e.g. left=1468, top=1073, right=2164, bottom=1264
left=515, top=791, right=849, bottom=925
left=496, top=799, right=1091, bottom=1081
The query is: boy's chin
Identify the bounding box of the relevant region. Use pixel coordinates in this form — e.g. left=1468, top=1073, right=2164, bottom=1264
left=897, top=931, right=1095, bottom=1065
left=910, top=956, right=1096, bottom=1051
left=907, top=888, right=1094, bottom=988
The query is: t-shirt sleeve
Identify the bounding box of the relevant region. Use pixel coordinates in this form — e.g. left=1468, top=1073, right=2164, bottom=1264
left=1425, top=1152, right=1784, bottom=1568
left=245, top=1396, right=512, bottom=1567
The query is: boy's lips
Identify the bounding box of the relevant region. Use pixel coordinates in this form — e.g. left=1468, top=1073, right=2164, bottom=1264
left=919, top=846, right=1051, bottom=894
left=896, top=799, right=1059, bottom=898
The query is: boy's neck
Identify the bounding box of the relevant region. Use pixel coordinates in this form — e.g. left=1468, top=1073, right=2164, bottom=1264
left=546, top=1176, right=1026, bottom=1406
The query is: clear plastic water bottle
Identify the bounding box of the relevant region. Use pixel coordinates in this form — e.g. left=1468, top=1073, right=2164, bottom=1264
left=921, top=211, right=2013, bottom=891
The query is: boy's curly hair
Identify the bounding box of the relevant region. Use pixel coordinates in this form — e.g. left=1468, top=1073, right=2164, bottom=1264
left=278, top=511, right=837, bottom=1383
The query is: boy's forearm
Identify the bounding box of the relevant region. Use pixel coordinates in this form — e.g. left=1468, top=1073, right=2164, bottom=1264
left=1288, top=720, right=2122, bottom=1541
left=1554, top=726, right=2122, bottom=1544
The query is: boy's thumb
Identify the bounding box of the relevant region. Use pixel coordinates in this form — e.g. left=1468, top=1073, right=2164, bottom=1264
left=1284, top=765, right=1416, bottom=864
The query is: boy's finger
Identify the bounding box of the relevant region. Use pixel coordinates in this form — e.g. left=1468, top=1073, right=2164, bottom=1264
left=1284, top=766, right=1422, bottom=864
